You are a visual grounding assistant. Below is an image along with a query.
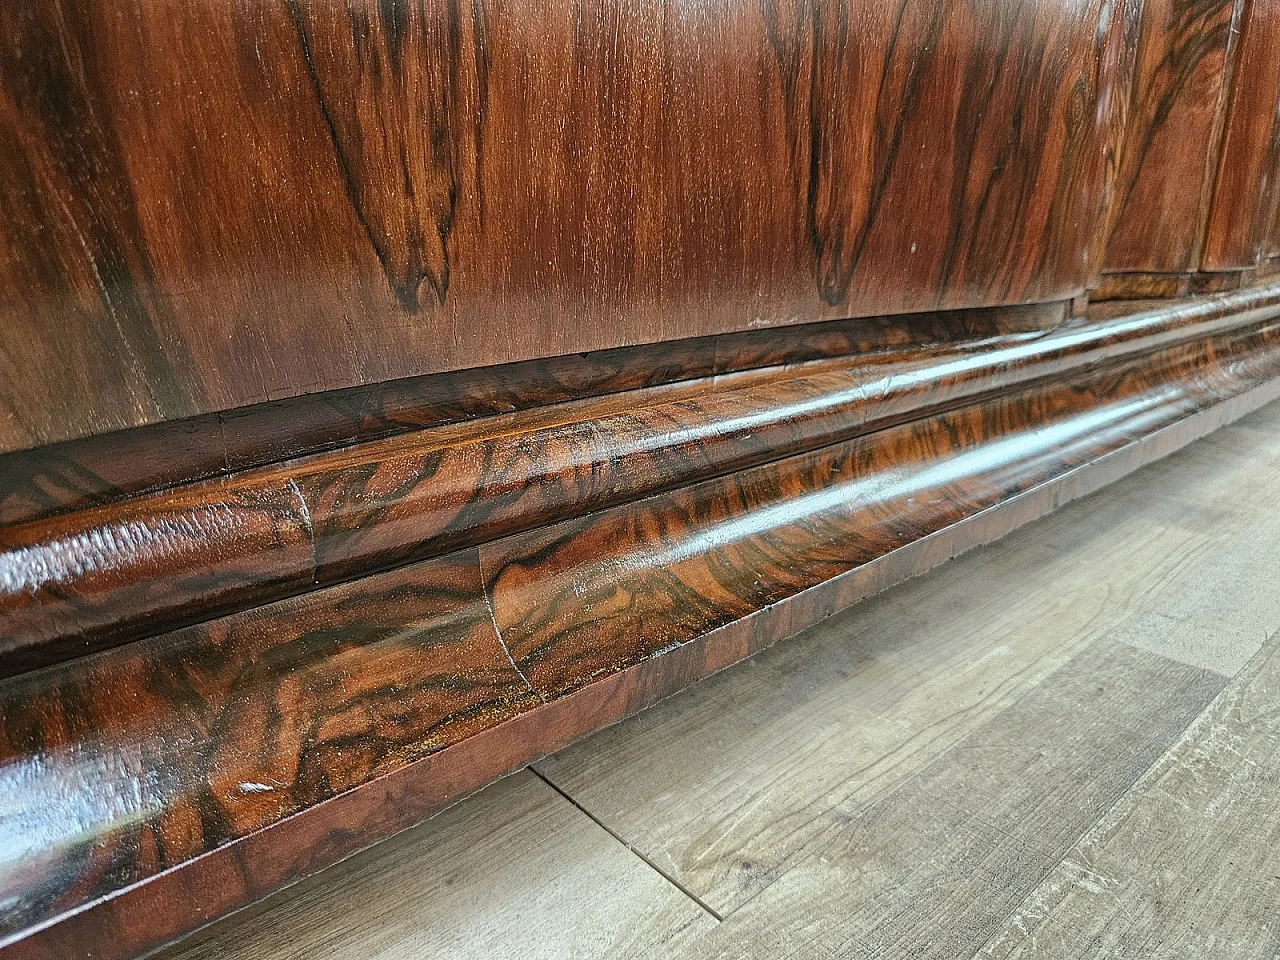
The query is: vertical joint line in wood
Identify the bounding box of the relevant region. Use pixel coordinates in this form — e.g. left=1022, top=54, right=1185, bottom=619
left=285, top=476, right=317, bottom=584
left=478, top=547, right=541, bottom=701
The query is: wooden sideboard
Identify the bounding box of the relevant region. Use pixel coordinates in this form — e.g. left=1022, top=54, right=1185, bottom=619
left=2, top=1, right=1280, bottom=957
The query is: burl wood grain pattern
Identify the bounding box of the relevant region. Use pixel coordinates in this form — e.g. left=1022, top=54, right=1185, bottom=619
left=7, top=1, right=1280, bottom=956
left=2, top=291, right=1280, bottom=960
left=1101, top=0, right=1242, bottom=273
left=3, top=287, right=1275, bottom=677
left=0, top=0, right=1119, bottom=454
left=1201, top=0, right=1280, bottom=270
left=0, top=551, right=538, bottom=954
left=483, top=324, right=1280, bottom=697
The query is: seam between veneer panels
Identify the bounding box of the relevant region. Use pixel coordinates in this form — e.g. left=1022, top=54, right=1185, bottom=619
left=478, top=545, right=541, bottom=702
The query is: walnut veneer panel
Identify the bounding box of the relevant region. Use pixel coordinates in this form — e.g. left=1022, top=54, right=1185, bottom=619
left=1202, top=0, right=1280, bottom=269
left=5, top=1, right=1280, bottom=955
left=1266, top=147, right=1280, bottom=260
left=0, top=0, right=1118, bottom=453
left=0, top=301, right=1066, bottom=528
left=1102, top=0, right=1242, bottom=273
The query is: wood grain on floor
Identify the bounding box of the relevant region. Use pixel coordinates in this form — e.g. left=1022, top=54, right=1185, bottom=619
left=979, top=628, right=1280, bottom=960
left=534, top=510, right=1218, bottom=915
left=674, top=641, right=1224, bottom=960
left=159, top=399, right=1280, bottom=960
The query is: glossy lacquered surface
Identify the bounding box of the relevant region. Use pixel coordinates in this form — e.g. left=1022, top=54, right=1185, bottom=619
left=6, top=0, right=1280, bottom=956
left=1090, top=0, right=1280, bottom=283
left=4, top=287, right=1279, bottom=677
left=1201, top=0, right=1280, bottom=269
left=1100, top=0, right=1241, bottom=274
left=1, top=291, right=1280, bottom=960
left=0, top=0, right=1120, bottom=453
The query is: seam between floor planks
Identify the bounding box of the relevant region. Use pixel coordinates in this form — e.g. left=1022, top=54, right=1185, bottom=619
left=527, top=768, right=726, bottom=923
left=972, top=624, right=1280, bottom=960
left=535, top=402, right=1280, bottom=955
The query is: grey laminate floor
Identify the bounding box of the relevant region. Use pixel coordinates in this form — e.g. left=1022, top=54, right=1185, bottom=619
left=162, top=400, right=1280, bottom=960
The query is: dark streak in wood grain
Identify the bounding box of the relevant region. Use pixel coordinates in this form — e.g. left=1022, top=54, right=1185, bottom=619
left=764, top=0, right=1106, bottom=308
left=4, top=2, right=1280, bottom=956
left=0, top=479, right=314, bottom=674
left=287, top=0, right=488, bottom=309
left=1086, top=0, right=1145, bottom=286
left=1093, top=270, right=1191, bottom=300
left=482, top=321, right=1280, bottom=696
left=0, top=549, right=534, bottom=945
left=0, top=2, right=204, bottom=430
left=1201, top=0, right=1280, bottom=269
left=1101, top=0, right=1242, bottom=273
left=1189, top=267, right=1254, bottom=293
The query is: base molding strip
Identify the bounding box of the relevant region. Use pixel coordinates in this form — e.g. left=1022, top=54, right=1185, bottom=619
left=4, top=284, right=1279, bottom=677
left=2, top=291, right=1280, bottom=959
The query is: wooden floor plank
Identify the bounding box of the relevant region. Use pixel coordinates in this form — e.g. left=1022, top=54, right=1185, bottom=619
left=534, top=470, right=1224, bottom=914
left=1103, top=534, right=1280, bottom=675
left=978, top=628, right=1280, bottom=960
left=156, top=771, right=715, bottom=960
left=673, top=640, right=1224, bottom=959
left=1090, top=407, right=1280, bottom=675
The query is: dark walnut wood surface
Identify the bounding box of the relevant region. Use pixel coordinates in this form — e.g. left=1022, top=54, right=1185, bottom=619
left=1091, top=0, right=1280, bottom=286
left=2, top=288, right=1274, bottom=678
left=1099, top=0, right=1242, bottom=275
left=1201, top=0, right=1280, bottom=270
left=6, top=0, right=1280, bottom=957
left=0, top=301, right=1066, bottom=528
left=0, top=0, right=1119, bottom=453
